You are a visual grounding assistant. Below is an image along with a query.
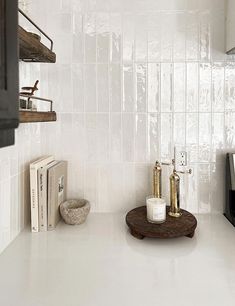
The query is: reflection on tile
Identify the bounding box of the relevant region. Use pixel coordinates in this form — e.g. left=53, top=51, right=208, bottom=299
left=136, top=64, right=147, bottom=112
left=199, top=113, right=211, bottom=162
left=187, top=63, right=199, bottom=112
left=110, top=113, right=122, bottom=162
left=148, top=13, right=161, bottom=62
left=186, top=11, right=199, bottom=61
left=212, top=113, right=224, bottom=163
left=123, top=64, right=134, bottom=112
left=110, top=64, right=121, bottom=112
left=148, top=63, right=160, bottom=113
left=84, top=13, right=96, bottom=63
left=72, top=64, right=84, bottom=112
left=174, top=113, right=185, bottom=146
left=225, top=112, right=235, bottom=148
left=199, top=11, right=211, bottom=61
left=173, top=12, right=186, bottom=61
left=85, top=113, right=97, bottom=162
left=84, top=64, right=97, bottom=112
left=212, top=63, right=224, bottom=112
left=96, top=13, right=109, bottom=63
left=122, top=113, right=135, bottom=162
left=174, top=63, right=185, bottom=112
left=123, top=14, right=135, bottom=62
left=148, top=113, right=159, bottom=163
left=135, top=114, right=147, bottom=162
left=186, top=113, right=198, bottom=163
left=110, top=14, right=122, bottom=63
left=161, top=113, right=173, bottom=160
left=199, top=63, right=211, bottom=112
left=161, top=63, right=173, bottom=112
left=97, top=64, right=109, bottom=112
left=161, top=13, right=173, bottom=61
left=96, top=114, right=109, bottom=162
left=135, top=15, right=147, bottom=61
left=225, top=62, right=235, bottom=111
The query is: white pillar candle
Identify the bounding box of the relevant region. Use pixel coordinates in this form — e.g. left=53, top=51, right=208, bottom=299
left=146, top=197, right=166, bottom=224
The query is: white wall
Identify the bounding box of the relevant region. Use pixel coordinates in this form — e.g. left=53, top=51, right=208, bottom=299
left=28, top=0, right=235, bottom=214
left=0, top=3, right=45, bottom=253
left=1, top=0, right=234, bottom=253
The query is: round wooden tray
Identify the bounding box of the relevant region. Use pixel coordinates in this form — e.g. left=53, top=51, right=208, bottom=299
left=126, top=206, right=197, bottom=240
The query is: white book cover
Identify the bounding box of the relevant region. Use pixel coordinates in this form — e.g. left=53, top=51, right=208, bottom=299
left=30, top=155, right=54, bottom=232
left=38, top=160, right=58, bottom=232
left=48, top=161, right=67, bottom=230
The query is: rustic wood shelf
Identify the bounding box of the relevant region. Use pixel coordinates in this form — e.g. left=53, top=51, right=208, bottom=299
left=19, top=111, right=57, bottom=123
left=18, top=26, right=56, bottom=63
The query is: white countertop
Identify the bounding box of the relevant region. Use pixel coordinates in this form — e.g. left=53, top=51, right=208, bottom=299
left=0, top=213, right=235, bottom=306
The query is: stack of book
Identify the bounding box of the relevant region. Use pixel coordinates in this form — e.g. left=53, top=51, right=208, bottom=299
left=30, top=156, right=68, bottom=232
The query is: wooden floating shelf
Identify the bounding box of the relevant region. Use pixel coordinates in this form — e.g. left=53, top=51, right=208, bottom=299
left=19, top=111, right=57, bottom=123
left=18, top=26, right=56, bottom=63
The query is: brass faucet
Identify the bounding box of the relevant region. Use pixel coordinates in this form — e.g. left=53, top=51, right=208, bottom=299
left=169, top=158, right=192, bottom=218
left=153, top=160, right=171, bottom=198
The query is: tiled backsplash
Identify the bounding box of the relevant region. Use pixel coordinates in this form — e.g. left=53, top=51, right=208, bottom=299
left=0, top=0, right=234, bottom=252
left=33, top=0, right=235, bottom=214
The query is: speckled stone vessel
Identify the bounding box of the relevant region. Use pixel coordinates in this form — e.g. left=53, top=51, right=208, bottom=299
left=60, top=199, right=90, bottom=225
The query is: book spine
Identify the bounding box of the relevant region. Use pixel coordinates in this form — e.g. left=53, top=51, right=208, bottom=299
left=38, top=167, right=47, bottom=231
left=30, top=165, right=39, bottom=232
left=47, top=169, right=55, bottom=230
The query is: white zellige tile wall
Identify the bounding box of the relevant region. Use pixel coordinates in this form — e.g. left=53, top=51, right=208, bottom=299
left=0, top=3, right=46, bottom=253
left=26, top=0, right=235, bottom=214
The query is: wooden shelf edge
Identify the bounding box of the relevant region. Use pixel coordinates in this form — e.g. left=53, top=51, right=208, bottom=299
left=18, top=26, right=56, bottom=63
left=19, top=111, right=57, bottom=123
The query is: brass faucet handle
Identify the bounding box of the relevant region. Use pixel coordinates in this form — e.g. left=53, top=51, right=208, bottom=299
left=176, top=168, right=192, bottom=175
left=161, top=161, right=172, bottom=166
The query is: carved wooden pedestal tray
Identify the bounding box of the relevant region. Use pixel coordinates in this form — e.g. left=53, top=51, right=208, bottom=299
left=126, top=206, right=197, bottom=240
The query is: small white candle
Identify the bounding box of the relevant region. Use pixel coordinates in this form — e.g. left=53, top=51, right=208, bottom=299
left=146, top=197, right=166, bottom=224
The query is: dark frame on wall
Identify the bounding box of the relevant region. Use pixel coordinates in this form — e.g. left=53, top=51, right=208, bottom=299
left=0, top=0, right=19, bottom=148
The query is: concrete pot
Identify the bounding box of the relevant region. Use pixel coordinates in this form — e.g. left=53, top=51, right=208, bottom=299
left=60, top=199, right=90, bottom=225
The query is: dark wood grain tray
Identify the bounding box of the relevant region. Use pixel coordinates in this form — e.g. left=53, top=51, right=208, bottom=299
left=126, top=206, right=197, bottom=240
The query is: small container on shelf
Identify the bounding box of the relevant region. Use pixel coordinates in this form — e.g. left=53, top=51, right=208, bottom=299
left=146, top=196, right=166, bottom=224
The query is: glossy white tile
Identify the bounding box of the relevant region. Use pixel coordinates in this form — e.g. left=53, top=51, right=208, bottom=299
left=84, top=13, right=96, bottom=63
left=84, top=64, right=97, bottom=112
left=135, top=15, right=147, bottom=62
left=186, top=63, right=199, bottom=112
left=135, top=114, right=147, bottom=162
left=110, top=63, right=122, bottom=112
left=110, top=113, right=122, bottom=162
left=96, top=13, right=110, bottom=63
left=199, top=63, right=212, bottom=112
left=123, top=64, right=134, bottom=112
left=2, top=0, right=235, bottom=256
left=122, top=113, right=135, bottom=162
left=174, top=63, right=186, bottom=112
left=135, top=63, right=147, bottom=112
left=161, top=63, right=173, bottom=112
left=148, top=63, right=160, bottom=113
left=186, top=11, right=199, bottom=61
left=97, top=64, right=109, bottom=112
left=123, top=14, right=135, bottom=62
left=110, top=13, right=122, bottom=63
